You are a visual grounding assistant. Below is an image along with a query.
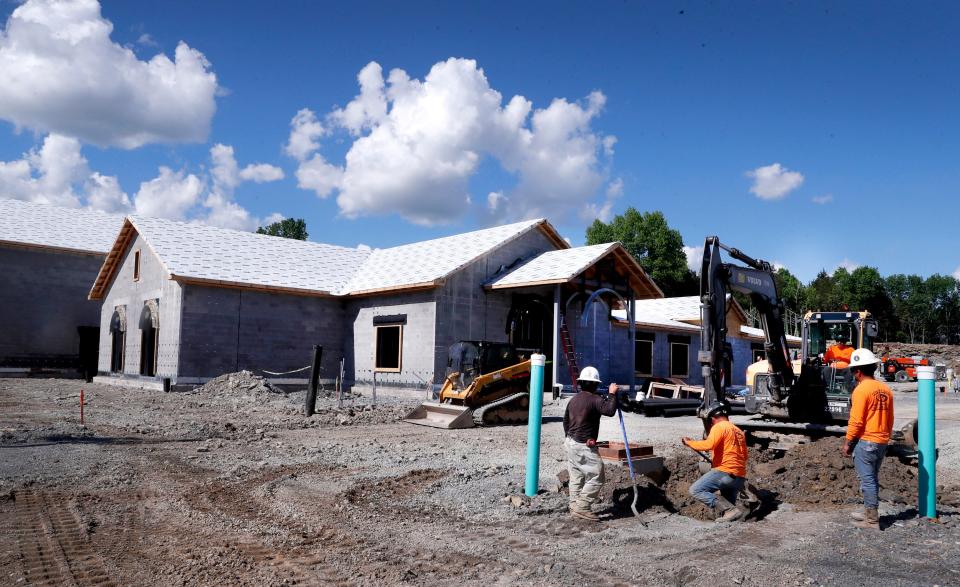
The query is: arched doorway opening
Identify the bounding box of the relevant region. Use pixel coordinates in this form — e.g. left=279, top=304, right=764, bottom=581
left=139, top=300, right=159, bottom=377
left=109, top=306, right=126, bottom=373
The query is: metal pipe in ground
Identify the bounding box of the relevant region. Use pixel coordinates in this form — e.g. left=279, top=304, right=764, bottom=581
left=524, top=353, right=546, bottom=497
left=304, top=345, right=323, bottom=417
left=917, top=365, right=937, bottom=518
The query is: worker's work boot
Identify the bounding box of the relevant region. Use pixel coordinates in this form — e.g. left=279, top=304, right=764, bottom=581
left=716, top=506, right=746, bottom=523
left=851, top=508, right=879, bottom=530
left=570, top=505, right=599, bottom=522
left=713, top=496, right=741, bottom=523
left=849, top=507, right=866, bottom=521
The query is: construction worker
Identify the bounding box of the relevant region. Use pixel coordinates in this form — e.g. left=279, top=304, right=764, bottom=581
left=843, top=348, right=894, bottom=530
left=681, top=403, right=748, bottom=523
left=563, top=366, right=619, bottom=521
left=824, top=332, right=854, bottom=369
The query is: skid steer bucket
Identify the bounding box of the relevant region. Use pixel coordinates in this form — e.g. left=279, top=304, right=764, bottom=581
left=403, top=402, right=475, bottom=429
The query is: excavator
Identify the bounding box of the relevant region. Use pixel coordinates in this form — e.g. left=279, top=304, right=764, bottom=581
left=403, top=341, right=533, bottom=429
left=697, top=237, right=917, bottom=447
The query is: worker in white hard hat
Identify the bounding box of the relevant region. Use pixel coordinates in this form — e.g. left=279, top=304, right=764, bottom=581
left=843, top=348, right=894, bottom=530
left=562, top=366, right=619, bottom=521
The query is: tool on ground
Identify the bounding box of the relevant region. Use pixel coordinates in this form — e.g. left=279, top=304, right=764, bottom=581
left=404, top=341, right=532, bottom=429
left=616, top=408, right=641, bottom=518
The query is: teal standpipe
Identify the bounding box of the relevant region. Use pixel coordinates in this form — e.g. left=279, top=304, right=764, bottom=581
left=524, top=353, right=547, bottom=497
left=917, top=365, right=937, bottom=518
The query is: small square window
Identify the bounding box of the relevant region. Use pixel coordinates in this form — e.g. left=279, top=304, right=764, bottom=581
left=133, top=250, right=141, bottom=281
left=375, top=325, right=402, bottom=372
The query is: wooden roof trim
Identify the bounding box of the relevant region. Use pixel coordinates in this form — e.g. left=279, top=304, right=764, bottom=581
left=608, top=244, right=664, bottom=299
left=343, top=280, right=440, bottom=297
left=88, top=220, right=137, bottom=300
left=535, top=219, right=570, bottom=251
left=0, top=239, right=106, bottom=258
left=172, top=275, right=338, bottom=298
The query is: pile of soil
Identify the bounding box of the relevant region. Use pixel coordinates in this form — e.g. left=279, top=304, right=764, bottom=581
left=309, top=403, right=415, bottom=426
left=881, top=343, right=960, bottom=374
left=581, top=437, right=957, bottom=522
left=191, top=371, right=282, bottom=398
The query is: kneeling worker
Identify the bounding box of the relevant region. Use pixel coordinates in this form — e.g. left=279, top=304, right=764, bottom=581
left=563, top=366, right=619, bottom=521
left=682, top=402, right=748, bottom=522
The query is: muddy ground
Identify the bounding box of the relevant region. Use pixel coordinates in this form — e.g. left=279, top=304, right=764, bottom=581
left=3, top=377, right=960, bottom=586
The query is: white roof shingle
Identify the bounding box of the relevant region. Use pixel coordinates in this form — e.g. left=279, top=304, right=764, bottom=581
left=0, top=199, right=123, bottom=254
left=340, top=218, right=551, bottom=295
left=130, top=215, right=371, bottom=295
left=486, top=243, right=617, bottom=289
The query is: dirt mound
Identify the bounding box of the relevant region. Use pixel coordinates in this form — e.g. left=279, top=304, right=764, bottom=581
left=881, top=343, right=960, bottom=374
left=191, top=371, right=282, bottom=398
left=569, top=437, right=954, bottom=522
left=309, top=403, right=415, bottom=426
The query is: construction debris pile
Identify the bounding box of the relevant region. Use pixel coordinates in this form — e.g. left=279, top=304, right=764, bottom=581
left=882, top=342, right=960, bottom=374
left=191, top=370, right=283, bottom=398
left=590, top=437, right=960, bottom=522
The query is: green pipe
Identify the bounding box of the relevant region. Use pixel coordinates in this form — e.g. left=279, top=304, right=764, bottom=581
left=525, top=353, right=546, bottom=497
left=917, top=365, right=937, bottom=518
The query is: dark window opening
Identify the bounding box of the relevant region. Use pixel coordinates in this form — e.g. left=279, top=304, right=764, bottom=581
left=133, top=250, right=141, bottom=281
left=635, top=339, right=653, bottom=376
left=139, top=302, right=158, bottom=377
left=670, top=342, right=689, bottom=378
left=751, top=342, right=765, bottom=364
left=375, top=325, right=402, bottom=372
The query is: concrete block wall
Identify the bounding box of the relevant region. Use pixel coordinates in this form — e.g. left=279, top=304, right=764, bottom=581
left=96, top=234, right=181, bottom=379
left=434, top=227, right=558, bottom=383
left=345, top=292, right=437, bottom=389
left=0, top=245, right=105, bottom=365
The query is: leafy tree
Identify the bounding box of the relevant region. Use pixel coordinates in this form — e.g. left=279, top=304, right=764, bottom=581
left=804, top=270, right=836, bottom=311
left=256, top=218, right=308, bottom=240
left=925, top=274, right=960, bottom=343
left=774, top=267, right=805, bottom=314
left=585, top=208, right=697, bottom=296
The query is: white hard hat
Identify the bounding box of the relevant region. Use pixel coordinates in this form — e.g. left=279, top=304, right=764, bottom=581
left=577, top=366, right=601, bottom=383
left=849, top=348, right=881, bottom=368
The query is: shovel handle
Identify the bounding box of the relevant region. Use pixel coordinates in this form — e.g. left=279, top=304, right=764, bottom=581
left=617, top=409, right=637, bottom=482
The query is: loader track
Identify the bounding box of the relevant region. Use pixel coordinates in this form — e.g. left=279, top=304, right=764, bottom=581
left=11, top=490, right=115, bottom=586
left=472, top=392, right=529, bottom=426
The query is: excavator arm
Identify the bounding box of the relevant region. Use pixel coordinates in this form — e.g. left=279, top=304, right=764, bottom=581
left=698, top=237, right=794, bottom=421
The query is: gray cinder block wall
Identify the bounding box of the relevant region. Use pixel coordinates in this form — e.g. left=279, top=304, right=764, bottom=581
left=0, top=245, right=105, bottom=369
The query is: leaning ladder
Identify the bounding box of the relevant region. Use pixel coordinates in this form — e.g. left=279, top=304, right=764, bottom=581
left=559, top=314, right=580, bottom=393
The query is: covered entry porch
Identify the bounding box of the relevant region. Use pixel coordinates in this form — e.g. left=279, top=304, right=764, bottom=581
left=487, top=242, right=663, bottom=396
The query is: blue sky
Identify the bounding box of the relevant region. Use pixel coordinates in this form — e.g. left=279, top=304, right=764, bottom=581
left=0, top=0, right=957, bottom=282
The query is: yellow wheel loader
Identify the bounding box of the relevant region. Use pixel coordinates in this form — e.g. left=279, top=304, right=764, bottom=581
left=403, top=341, right=532, bottom=429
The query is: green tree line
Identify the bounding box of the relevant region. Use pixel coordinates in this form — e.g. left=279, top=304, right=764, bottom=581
left=587, top=207, right=960, bottom=343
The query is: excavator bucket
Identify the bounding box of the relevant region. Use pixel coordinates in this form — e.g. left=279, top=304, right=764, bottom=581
left=402, top=402, right=476, bottom=429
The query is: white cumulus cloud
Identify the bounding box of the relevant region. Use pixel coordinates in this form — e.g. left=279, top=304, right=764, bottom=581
left=204, top=144, right=284, bottom=230
left=133, top=167, right=203, bottom=220
left=953, top=267, right=960, bottom=280
left=835, top=258, right=860, bottom=272
left=0, top=0, right=218, bottom=148
left=683, top=245, right=704, bottom=273
left=747, top=163, right=804, bottom=200
left=286, top=58, right=615, bottom=225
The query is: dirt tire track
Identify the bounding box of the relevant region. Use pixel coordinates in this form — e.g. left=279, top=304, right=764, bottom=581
left=12, top=490, right=115, bottom=586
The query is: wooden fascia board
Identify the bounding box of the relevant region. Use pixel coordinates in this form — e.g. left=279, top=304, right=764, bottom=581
left=88, top=221, right=136, bottom=300
left=343, top=280, right=439, bottom=297
left=0, top=239, right=107, bottom=258
left=173, top=275, right=337, bottom=298
left=535, top=220, right=571, bottom=250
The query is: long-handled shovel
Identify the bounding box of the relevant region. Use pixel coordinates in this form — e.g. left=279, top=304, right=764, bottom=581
left=616, top=408, right=641, bottom=518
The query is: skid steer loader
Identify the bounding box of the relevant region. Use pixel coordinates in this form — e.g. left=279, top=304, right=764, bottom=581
left=403, top=341, right=532, bottom=429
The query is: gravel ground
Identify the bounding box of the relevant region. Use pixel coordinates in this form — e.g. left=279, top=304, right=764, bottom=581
left=2, top=376, right=960, bottom=586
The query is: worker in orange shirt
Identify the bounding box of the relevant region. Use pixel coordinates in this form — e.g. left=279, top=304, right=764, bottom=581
left=824, top=332, right=854, bottom=369
left=842, top=348, right=894, bottom=530
left=682, top=402, right=748, bottom=523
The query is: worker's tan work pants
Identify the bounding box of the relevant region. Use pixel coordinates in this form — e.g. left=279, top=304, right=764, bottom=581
left=565, top=436, right=604, bottom=509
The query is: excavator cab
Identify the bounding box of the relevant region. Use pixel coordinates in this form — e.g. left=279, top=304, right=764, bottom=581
left=446, top=341, right=518, bottom=391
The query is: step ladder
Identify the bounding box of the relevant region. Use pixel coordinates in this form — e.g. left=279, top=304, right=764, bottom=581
left=559, top=314, right=579, bottom=393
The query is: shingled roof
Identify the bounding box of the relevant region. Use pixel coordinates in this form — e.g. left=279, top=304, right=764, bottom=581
left=0, top=199, right=123, bottom=255
left=89, top=216, right=567, bottom=300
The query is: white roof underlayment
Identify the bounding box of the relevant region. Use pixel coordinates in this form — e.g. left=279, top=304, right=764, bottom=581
left=485, top=243, right=617, bottom=288
left=91, top=215, right=562, bottom=298
left=130, top=215, right=372, bottom=295
left=0, top=199, right=123, bottom=254
left=340, top=218, right=551, bottom=295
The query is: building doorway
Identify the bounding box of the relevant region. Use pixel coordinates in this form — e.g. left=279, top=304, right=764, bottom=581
left=109, top=307, right=126, bottom=373
left=139, top=301, right=159, bottom=377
